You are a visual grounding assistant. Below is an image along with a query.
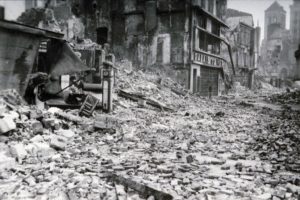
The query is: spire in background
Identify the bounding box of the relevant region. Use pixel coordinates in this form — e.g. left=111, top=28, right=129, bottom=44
left=266, top=0, right=286, bottom=12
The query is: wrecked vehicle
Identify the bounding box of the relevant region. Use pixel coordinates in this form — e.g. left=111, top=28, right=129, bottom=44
left=0, top=19, right=114, bottom=115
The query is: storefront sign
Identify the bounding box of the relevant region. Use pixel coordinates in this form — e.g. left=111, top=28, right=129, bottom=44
left=193, top=51, right=225, bottom=68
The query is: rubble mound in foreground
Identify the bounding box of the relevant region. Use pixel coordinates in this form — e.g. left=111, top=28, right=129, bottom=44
left=267, top=90, right=300, bottom=105
left=0, top=67, right=300, bottom=200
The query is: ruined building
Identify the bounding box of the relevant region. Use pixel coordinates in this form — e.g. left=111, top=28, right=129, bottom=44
left=260, top=1, right=294, bottom=82
left=25, top=0, right=66, bottom=10
left=0, top=0, right=65, bottom=21
left=290, top=0, right=300, bottom=46
left=0, top=0, right=230, bottom=96
left=225, top=9, right=260, bottom=89
left=296, top=45, right=300, bottom=80
left=290, top=0, right=300, bottom=79
left=70, top=0, right=230, bottom=96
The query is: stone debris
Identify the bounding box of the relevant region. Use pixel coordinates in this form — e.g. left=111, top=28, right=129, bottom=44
left=0, top=67, right=299, bottom=199
left=0, top=116, right=16, bottom=134
left=267, top=90, right=300, bottom=105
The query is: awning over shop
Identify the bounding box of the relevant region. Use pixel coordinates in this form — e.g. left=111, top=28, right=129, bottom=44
left=47, top=39, right=89, bottom=77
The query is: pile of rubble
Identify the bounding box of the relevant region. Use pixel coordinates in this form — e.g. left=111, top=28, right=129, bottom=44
left=0, top=66, right=300, bottom=199
left=0, top=93, right=160, bottom=199
left=267, top=90, right=300, bottom=105
left=116, top=63, right=189, bottom=111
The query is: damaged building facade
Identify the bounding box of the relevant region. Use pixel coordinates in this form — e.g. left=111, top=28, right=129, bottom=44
left=70, top=0, right=230, bottom=96
left=290, top=0, right=300, bottom=80
left=260, top=1, right=295, bottom=84
left=296, top=45, right=300, bottom=80
left=225, top=9, right=260, bottom=89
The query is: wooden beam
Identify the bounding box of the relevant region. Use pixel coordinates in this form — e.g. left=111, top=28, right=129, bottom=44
left=118, top=90, right=173, bottom=112
left=108, top=174, right=173, bottom=200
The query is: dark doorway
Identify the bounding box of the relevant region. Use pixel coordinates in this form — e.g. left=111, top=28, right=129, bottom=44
left=96, top=27, right=108, bottom=45
left=193, top=69, right=197, bottom=93
left=156, top=37, right=163, bottom=63
left=0, top=6, right=4, bottom=20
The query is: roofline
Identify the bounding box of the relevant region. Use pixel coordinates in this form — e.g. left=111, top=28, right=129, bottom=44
left=239, top=21, right=254, bottom=29
left=192, top=6, right=229, bottom=28
left=0, top=19, right=64, bottom=40
left=226, top=8, right=253, bottom=18
left=265, top=9, right=286, bottom=13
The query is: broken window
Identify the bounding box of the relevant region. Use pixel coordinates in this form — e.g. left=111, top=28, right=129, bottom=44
left=157, top=38, right=163, bottom=63
left=211, top=22, right=220, bottom=36
left=0, top=6, right=4, bottom=20
left=238, top=26, right=251, bottom=46
left=201, top=0, right=206, bottom=8
left=199, top=31, right=207, bottom=51
left=197, top=29, right=220, bottom=55
left=96, top=27, right=108, bottom=46
left=206, top=18, right=212, bottom=33
left=194, top=11, right=206, bottom=29
left=156, top=34, right=170, bottom=64
left=208, top=0, right=214, bottom=13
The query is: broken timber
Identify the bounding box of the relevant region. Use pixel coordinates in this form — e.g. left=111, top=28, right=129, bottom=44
left=108, top=174, right=173, bottom=200
left=79, top=94, right=99, bottom=117
left=118, top=90, right=173, bottom=112
left=55, top=111, right=83, bottom=123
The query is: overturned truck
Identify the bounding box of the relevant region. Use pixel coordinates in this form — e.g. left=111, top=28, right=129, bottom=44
left=0, top=19, right=114, bottom=114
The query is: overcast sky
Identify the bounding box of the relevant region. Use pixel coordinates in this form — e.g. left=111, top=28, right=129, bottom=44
left=228, top=0, right=293, bottom=41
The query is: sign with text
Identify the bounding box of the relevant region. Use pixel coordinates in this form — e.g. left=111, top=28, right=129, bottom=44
left=193, top=51, right=225, bottom=68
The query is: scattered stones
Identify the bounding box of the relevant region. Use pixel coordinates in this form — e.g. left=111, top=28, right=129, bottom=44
left=0, top=70, right=299, bottom=200
left=0, top=151, right=16, bottom=170
left=50, top=135, right=67, bottom=151
left=286, top=183, right=300, bottom=194
left=186, top=155, right=194, bottom=163
left=31, top=120, right=44, bottom=134
left=0, top=116, right=16, bottom=134
left=42, top=118, right=55, bottom=129
left=56, top=129, right=75, bottom=139
left=9, top=143, right=27, bottom=162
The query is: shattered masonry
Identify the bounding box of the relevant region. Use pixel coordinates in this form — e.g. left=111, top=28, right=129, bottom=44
left=0, top=0, right=300, bottom=200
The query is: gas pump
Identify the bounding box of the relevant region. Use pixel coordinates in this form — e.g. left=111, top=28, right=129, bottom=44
left=34, top=43, right=116, bottom=115
left=102, top=61, right=114, bottom=113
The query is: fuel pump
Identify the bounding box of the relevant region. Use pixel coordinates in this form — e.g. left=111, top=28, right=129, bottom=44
left=102, top=61, right=114, bottom=113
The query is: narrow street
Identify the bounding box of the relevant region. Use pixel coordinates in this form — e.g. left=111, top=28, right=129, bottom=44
left=0, top=69, right=299, bottom=200
left=0, top=0, right=299, bottom=199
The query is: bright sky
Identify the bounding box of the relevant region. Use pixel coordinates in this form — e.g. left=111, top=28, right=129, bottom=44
left=228, top=0, right=293, bottom=41
left=0, top=0, right=25, bottom=20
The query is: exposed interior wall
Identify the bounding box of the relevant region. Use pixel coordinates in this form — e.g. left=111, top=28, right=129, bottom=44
left=64, top=0, right=227, bottom=92
left=224, top=13, right=261, bottom=89
left=110, top=0, right=190, bottom=88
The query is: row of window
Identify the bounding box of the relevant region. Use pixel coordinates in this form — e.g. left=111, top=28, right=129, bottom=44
left=194, top=13, right=220, bottom=36
left=193, top=0, right=216, bottom=15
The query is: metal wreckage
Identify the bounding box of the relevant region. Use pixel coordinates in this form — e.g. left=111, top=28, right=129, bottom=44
left=0, top=19, right=114, bottom=116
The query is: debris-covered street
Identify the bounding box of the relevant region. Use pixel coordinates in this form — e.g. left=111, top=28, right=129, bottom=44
left=1, top=67, right=300, bottom=200
left=0, top=0, right=300, bottom=199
